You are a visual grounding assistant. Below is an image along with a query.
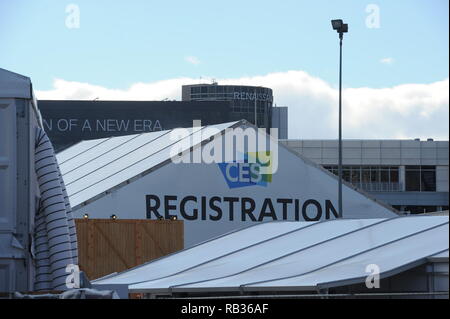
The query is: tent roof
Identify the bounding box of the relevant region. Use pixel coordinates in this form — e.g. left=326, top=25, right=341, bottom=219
left=92, top=216, right=448, bottom=294
left=0, top=68, right=32, bottom=98
left=58, top=120, right=397, bottom=215
left=57, top=121, right=240, bottom=208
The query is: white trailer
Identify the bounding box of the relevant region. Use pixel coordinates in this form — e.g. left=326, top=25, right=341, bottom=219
left=1, top=68, right=79, bottom=294
left=0, top=68, right=41, bottom=293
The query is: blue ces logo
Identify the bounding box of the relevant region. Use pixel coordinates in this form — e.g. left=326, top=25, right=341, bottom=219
left=218, top=152, right=273, bottom=189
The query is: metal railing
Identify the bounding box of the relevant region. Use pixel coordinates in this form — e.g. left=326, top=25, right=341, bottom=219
left=358, top=182, right=403, bottom=192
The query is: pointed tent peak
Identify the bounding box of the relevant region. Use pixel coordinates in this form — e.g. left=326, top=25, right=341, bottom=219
left=58, top=121, right=243, bottom=208
left=0, top=68, right=32, bottom=99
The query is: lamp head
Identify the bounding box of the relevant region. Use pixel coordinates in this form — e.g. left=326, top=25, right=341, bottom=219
left=331, top=19, right=343, bottom=30
left=341, top=23, right=348, bottom=33
left=331, top=19, right=348, bottom=35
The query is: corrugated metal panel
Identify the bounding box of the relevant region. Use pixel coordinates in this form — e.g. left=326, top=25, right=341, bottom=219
left=0, top=100, right=17, bottom=231
left=94, top=216, right=450, bottom=294
left=0, top=68, right=39, bottom=293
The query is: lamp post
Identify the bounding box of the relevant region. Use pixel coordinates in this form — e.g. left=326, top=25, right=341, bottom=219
left=331, top=19, right=348, bottom=219
left=254, top=88, right=258, bottom=127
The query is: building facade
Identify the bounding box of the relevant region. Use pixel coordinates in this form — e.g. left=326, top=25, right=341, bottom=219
left=280, top=139, right=449, bottom=214
left=271, top=106, right=288, bottom=140
left=39, top=83, right=289, bottom=151
left=38, top=100, right=232, bottom=151
left=182, top=83, right=279, bottom=133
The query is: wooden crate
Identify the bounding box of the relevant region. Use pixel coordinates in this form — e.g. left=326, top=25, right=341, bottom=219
left=75, top=219, right=183, bottom=280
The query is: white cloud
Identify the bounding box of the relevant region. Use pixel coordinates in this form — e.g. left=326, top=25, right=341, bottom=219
left=380, top=57, right=394, bottom=65
left=185, top=56, right=201, bottom=65
left=35, top=71, right=449, bottom=140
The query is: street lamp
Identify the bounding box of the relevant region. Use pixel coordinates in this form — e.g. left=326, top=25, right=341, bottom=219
left=331, top=19, right=348, bottom=219
left=254, top=88, right=258, bottom=127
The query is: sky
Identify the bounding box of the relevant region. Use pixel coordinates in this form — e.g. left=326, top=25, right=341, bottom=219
left=1, top=0, right=448, bottom=139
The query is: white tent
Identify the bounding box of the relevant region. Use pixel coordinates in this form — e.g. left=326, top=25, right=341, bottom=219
left=92, top=216, right=448, bottom=297
left=58, top=120, right=398, bottom=247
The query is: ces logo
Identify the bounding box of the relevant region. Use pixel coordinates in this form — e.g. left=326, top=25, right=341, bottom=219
left=218, top=152, right=273, bottom=189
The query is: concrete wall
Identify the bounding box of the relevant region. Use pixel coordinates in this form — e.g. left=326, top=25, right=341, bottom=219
left=280, top=139, right=449, bottom=211
left=271, top=107, right=288, bottom=139
left=437, top=166, right=449, bottom=192
left=280, top=139, right=449, bottom=167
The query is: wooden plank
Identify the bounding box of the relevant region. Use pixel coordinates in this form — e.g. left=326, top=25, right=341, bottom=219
left=74, top=219, right=183, bottom=280
left=87, top=219, right=95, bottom=278
left=135, top=222, right=142, bottom=266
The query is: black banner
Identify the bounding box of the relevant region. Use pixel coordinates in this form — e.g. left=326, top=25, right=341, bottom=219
left=38, top=100, right=231, bottom=151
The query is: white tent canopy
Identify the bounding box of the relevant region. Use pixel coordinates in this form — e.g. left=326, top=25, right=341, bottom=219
left=58, top=122, right=235, bottom=208
left=58, top=120, right=399, bottom=247
left=92, top=216, right=448, bottom=295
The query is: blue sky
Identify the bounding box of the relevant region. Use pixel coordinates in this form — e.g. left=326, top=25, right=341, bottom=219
left=1, top=0, right=448, bottom=90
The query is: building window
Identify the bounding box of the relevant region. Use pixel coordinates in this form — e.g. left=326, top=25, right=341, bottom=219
left=362, top=167, right=370, bottom=184
left=191, top=87, right=200, bottom=94
left=370, top=166, right=379, bottom=183
left=380, top=168, right=389, bottom=183
left=322, top=165, right=401, bottom=192
left=343, top=167, right=351, bottom=182
left=405, top=166, right=436, bottom=192
left=351, top=168, right=360, bottom=184
left=390, top=167, right=399, bottom=183
left=421, top=166, right=436, bottom=192
left=405, top=166, right=420, bottom=191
